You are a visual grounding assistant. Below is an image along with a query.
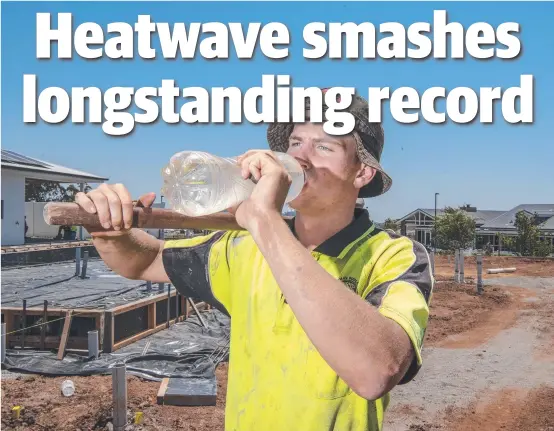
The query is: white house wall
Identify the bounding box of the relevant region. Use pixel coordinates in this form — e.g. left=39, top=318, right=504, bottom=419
left=1, top=170, right=25, bottom=246
left=25, top=202, right=61, bottom=238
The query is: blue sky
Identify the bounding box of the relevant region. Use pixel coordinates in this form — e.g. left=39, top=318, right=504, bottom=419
left=2, top=1, right=553, bottom=222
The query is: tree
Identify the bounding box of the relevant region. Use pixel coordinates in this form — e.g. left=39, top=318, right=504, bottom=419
left=434, top=206, right=476, bottom=251
left=25, top=181, right=92, bottom=240
left=25, top=180, right=91, bottom=202
left=512, top=211, right=552, bottom=257
left=383, top=218, right=399, bottom=233
left=534, top=240, right=553, bottom=258
left=498, top=233, right=516, bottom=253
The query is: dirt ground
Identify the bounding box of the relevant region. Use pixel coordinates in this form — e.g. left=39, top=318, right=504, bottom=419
left=434, top=254, right=554, bottom=279
left=1, top=366, right=228, bottom=431
left=385, top=256, right=554, bottom=431
left=2, top=256, right=553, bottom=430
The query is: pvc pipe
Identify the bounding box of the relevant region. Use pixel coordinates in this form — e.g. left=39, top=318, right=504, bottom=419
left=88, top=330, right=99, bottom=359
left=487, top=268, right=517, bottom=274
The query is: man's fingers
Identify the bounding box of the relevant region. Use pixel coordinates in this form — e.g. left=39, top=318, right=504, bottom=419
left=136, top=192, right=157, bottom=208
left=88, top=190, right=111, bottom=229
left=248, top=161, right=262, bottom=181
left=75, top=192, right=97, bottom=214
left=101, top=186, right=124, bottom=231
left=112, top=184, right=134, bottom=229
left=240, top=153, right=279, bottom=181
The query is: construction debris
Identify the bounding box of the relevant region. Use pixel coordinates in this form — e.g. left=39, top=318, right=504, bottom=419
left=487, top=267, right=517, bottom=274
left=2, top=309, right=230, bottom=381
left=157, top=376, right=217, bottom=406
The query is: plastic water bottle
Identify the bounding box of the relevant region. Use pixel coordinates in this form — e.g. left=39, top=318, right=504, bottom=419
left=61, top=379, right=75, bottom=397
left=161, top=151, right=305, bottom=217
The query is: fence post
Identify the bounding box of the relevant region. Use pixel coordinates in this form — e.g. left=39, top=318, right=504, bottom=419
left=459, top=249, right=465, bottom=283
left=476, top=254, right=484, bottom=295
left=112, top=363, right=127, bottom=431
left=454, top=250, right=459, bottom=282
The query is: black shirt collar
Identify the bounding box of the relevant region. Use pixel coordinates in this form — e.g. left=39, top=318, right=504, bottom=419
left=286, top=209, right=374, bottom=257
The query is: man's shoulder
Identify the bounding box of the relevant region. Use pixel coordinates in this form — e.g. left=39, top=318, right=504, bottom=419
left=164, top=229, right=253, bottom=249
left=364, top=228, right=431, bottom=263
left=367, top=227, right=422, bottom=248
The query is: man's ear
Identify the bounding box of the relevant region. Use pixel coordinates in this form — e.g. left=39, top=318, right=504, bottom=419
left=353, top=165, right=377, bottom=191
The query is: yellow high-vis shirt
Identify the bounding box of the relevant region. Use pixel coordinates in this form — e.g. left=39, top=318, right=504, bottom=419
left=163, top=209, right=433, bottom=431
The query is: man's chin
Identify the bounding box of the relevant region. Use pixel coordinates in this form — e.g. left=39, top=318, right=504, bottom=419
left=288, top=189, right=314, bottom=211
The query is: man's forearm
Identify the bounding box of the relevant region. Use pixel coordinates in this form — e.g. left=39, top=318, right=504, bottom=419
left=92, top=229, right=168, bottom=282
left=249, top=213, right=413, bottom=399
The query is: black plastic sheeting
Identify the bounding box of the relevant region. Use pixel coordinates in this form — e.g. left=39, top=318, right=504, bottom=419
left=2, top=259, right=167, bottom=309
left=2, top=310, right=230, bottom=382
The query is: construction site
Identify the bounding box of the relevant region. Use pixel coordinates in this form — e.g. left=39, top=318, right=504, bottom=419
left=1, top=146, right=553, bottom=431
left=1, top=239, right=553, bottom=430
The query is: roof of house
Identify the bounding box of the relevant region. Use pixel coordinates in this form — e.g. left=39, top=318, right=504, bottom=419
left=1, top=149, right=108, bottom=183
left=406, top=208, right=506, bottom=225
left=540, top=216, right=554, bottom=230
left=479, top=204, right=554, bottom=230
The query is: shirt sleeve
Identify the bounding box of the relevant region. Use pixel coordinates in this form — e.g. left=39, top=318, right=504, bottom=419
left=162, top=230, right=233, bottom=316
left=361, top=233, right=434, bottom=384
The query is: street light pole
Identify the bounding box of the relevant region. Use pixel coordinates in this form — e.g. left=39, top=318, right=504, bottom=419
left=434, top=193, right=439, bottom=253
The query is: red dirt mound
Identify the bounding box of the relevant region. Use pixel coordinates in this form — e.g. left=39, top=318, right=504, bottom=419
left=425, top=281, right=530, bottom=348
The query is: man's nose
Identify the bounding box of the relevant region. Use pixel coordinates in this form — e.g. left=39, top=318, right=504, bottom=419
left=294, top=156, right=311, bottom=171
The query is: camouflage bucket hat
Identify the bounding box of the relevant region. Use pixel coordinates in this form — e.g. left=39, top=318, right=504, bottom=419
left=267, top=91, right=392, bottom=198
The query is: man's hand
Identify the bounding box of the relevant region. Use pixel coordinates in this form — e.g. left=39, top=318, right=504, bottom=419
left=229, top=150, right=292, bottom=231
left=74, top=184, right=168, bottom=282
left=75, top=183, right=156, bottom=238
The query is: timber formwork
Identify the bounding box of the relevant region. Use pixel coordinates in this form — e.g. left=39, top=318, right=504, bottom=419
left=1, top=291, right=209, bottom=354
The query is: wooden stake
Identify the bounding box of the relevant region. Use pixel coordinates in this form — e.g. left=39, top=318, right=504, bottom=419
left=41, top=300, right=47, bottom=350
left=157, top=378, right=170, bottom=405
left=57, top=310, right=73, bottom=360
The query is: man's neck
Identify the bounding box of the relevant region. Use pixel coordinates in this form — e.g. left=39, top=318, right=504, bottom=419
left=294, top=203, right=357, bottom=251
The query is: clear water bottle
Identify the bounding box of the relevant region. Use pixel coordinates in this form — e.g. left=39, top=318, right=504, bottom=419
left=161, top=151, right=305, bottom=217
